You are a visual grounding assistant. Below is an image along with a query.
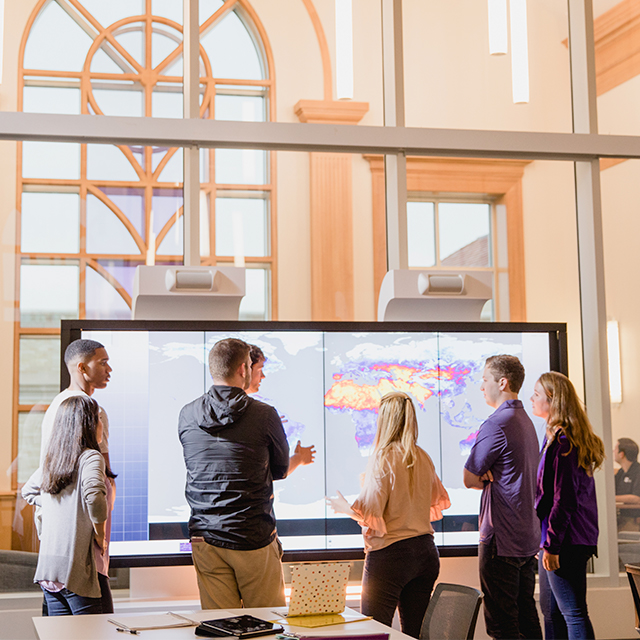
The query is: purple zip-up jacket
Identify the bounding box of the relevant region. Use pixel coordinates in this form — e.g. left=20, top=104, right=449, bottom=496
left=535, top=433, right=598, bottom=554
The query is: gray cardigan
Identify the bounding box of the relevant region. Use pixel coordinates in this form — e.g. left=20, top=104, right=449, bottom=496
left=22, top=449, right=107, bottom=598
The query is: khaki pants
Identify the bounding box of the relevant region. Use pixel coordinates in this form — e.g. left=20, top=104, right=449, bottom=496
left=191, top=537, right=286, bottom=609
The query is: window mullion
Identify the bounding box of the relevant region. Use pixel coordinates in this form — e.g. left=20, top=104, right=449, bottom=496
left=183, top=0, right=200, bottom=267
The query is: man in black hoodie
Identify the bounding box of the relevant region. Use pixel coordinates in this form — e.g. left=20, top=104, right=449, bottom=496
left=178, top=337, right=315, bottom=609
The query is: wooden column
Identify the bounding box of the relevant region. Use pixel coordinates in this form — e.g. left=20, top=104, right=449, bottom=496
left=294, top=100, right=369, bottom=321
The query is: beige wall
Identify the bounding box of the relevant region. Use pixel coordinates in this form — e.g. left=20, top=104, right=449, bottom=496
left=520, top=160, right=584, bottom=394
left=601, top=158, right=640, bottom=449
left=402, top=0, right=572, bottom=133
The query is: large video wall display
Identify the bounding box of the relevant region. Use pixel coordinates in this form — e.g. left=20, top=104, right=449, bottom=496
left=62, top=321, right=566, bottom=563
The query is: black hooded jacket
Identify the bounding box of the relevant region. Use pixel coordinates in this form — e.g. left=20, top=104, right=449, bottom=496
left=178, top=385, right=290, bottom=550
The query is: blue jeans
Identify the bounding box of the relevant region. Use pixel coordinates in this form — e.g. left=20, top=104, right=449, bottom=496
left=479, top=538, right=542, bottom=639
left=42, top=573, right=113, bottom=616
left=361, top=534, right=440, bottom=639
left=538, top=547, right=595, bottom=639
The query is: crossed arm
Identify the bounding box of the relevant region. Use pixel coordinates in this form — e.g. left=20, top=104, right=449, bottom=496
left=463, top=468, right=494, bottom=489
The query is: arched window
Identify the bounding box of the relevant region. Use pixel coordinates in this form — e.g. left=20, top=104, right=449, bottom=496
left=15, top=0, right=275, bottom=485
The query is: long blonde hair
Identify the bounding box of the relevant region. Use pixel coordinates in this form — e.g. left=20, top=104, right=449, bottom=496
left=538, top=371, right=605, bottom=472
left=372, top=392, right=419, bottom=490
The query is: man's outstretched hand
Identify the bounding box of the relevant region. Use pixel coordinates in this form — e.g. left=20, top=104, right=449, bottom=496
left=288, top=442, right=316, bottom=474
left=295, top=442, right=316, bottom=465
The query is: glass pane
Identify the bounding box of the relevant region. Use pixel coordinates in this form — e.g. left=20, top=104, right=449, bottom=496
left=163, top=54, right=184, bottom=76
left=92, top=87, right=143, bottom=117
left=87, top=144, right=140, bottom=181
left=498, top=272, right=510, bottom=321
left=18, top=411, right=45, bottom=485
left=200, top=191, right=211, bottom=257
left=200, top=0, right=224, bottom=24
left=158, top=149, right=183, bottom=183
left=154, top=188, right=184, bottom=255
left=90, top=47, right=127, bottom=74
left=153, top=0, right=184, bottom=26
left=407, top=202, right=436, bottom=267
left=496, top=203, right=509, bottom=268
left=480, top=299, right=494, bottom=322
left=24, top=2, right=93, bottom=72
left=152, top=189, right=183, bottom=234
left=81, top=0, right=143, bottom=29
left=151, top=28, right=182, bottom=68
left=20, top=263, right=79, bottom=328
left=23, top=86, right=81, bottom=115
left=201, top=11, right=263, bottom=80
left=215, top=95, right=266, bottom=122
left=239, top=268, right=268, bottom=320
left=22, top=142, right=80, bottom=180
left=21, top=192, right=80, bottom=254
left=85, top=268, right=132, bottom=320
left=215, top=198, right=267, bottom=257
left=215, top=149, right=266, bottom=184
left=98, top=260, right=138, bottom=297
left=19, top=337, right=61, bottom=405
left=156, top=221, right=183, bottom=255
left=100, top=188, right=146, bottom=238
left=200, top=148, right=210, bottom=183
left=86, top=195, right=141, bottom=255
left=152, top=89, right=183, bottom=118
left=438, top=202, right=491, bottom=267
left=115, top=25, right=145, bottom=67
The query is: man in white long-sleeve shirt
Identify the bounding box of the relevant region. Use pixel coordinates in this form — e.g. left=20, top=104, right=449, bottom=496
left=40, top=339, right=112, bottom=467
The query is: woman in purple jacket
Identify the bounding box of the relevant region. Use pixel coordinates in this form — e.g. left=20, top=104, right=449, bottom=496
left=531, top=372, right=605, bottom=640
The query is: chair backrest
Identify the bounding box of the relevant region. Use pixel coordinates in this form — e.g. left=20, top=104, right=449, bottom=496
left=420, top=582, right=483, bottom=640
left=625, top=564, right=640, bottom=634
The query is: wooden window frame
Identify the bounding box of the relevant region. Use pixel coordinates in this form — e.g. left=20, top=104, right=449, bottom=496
left=12, top=0, right=277, bottom=491
left=364, top=155, right=529, bottom=321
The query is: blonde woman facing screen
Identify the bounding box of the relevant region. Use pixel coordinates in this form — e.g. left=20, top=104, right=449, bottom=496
left=531, top=372, right=605, bottom=640
left=327, top=392, right=450, bottom=638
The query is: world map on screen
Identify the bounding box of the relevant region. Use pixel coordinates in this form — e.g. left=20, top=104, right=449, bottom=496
left=87, top=328, right=550, bottom=554
left=322, top=333, right=540, bottom=460
left=325, top=360, right=477, bottom=451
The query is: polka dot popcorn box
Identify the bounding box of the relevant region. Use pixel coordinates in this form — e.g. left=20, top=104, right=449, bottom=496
left=288, top=562, right=351, bottom=616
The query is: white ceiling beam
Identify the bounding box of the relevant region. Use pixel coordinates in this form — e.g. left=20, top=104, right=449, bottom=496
left=2, top=111, right=640, bottom=160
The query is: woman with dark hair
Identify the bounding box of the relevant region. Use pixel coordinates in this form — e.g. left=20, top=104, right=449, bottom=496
left=22, top=395, right=116, bottom=616
left=531, top=372, right=605, bottom=639
left=327, top=392, right=450, bottom=638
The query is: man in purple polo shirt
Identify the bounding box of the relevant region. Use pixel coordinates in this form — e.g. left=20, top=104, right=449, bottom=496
left=464, top=354, right=542, bottom=640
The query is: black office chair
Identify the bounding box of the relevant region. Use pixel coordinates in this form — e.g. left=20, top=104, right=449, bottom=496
left=419, top=582, right=483, bottom=640
left=625, top=564, right=640, bottom=636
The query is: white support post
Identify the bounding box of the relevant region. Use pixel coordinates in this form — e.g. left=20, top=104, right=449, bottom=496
left=568, top=0, right=618, bottom=585
left=183, top=0, right=200, bottom=267
left=381, top=0, right=408, bottom=271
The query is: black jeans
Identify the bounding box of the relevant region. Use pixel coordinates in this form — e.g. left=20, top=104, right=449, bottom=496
left=361, top=534, right=440, bottom=639
left=479, top=539, right=542, bottom=640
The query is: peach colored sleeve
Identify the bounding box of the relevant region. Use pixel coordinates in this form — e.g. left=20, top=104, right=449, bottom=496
left=351, top=464, right=391, bottom=536
left=430, top=472, right=451, bottom=522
